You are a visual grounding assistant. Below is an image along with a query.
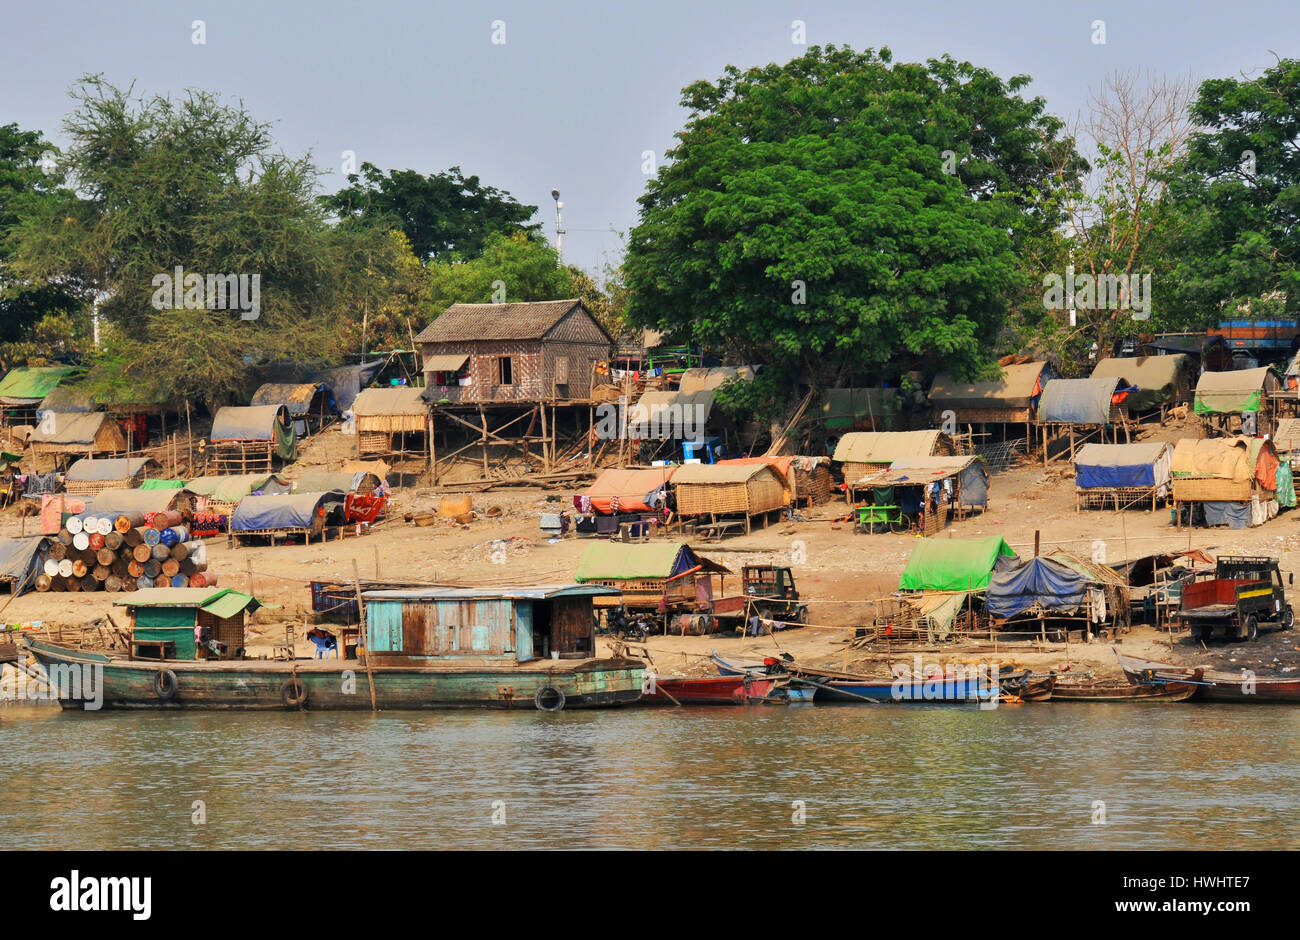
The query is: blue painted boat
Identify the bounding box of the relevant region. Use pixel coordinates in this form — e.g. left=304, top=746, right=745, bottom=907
left=711, top=651, right=1000, bottom=704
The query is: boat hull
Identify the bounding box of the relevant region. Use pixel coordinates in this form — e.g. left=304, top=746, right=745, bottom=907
left=814, top=676, right=999, bottom=704
left=1051, top=681, right=1195, bottom=703
left=641, top=674, right=775, bottom=705
left=22, top=638, right=644, bottom=711
left=1114, top=649, right=1300, bottom=703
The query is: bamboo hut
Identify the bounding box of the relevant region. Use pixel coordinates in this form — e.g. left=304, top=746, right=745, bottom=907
left=352, top=387, right=428, bottom=457
left=580, top=466, right=676, bottom=514
left=63, top=457, right=158, bottom=498
left=1170, top=436, right=1281, bottom=528
left=847, top=455, right=989, bottom=534
left=1193, top=366, right=1281, bottom=437
left=208, top=404, right=297, bottom=473
left=670, top=462, right=787, bottom=534
left=249, top=382, right=339, bottom=437
left=26, top=412, right=128, bottom=459
left=1073, top=442, right=1173, bottom=511
left=832, top=430, right=954, bottom=487
left=717, top=456, right=834, bottom=506
left=928, top=360, right=1054, bottom=446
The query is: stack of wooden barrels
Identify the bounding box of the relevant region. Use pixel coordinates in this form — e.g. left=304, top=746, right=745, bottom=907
left=35, top=509, right=217, bottom=594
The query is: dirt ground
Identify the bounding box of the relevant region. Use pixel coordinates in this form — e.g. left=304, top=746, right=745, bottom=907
left=4, top=416, right=1300, bottom=683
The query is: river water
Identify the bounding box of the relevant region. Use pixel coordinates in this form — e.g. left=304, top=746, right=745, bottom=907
left=2, top=703, right=1297, bottom=850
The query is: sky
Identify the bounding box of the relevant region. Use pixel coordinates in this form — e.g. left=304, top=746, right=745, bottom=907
left=3, top=0, right=1298, bottom=275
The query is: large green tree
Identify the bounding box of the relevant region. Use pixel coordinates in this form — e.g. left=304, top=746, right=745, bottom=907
left=321, top=162, right=539, bottom=262
left=624, top=46, right=1081, bottom=422
left=1162, top=59, right=1300, bottom=322
left=425, top=230, right=571, bottom=312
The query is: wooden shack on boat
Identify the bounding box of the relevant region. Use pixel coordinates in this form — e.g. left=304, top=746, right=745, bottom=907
left=832, top=430, right=954, bottom=486
left=573, top=541, right=731, bottom=613
left=670, top=462, right=787, bottom=533
left=363, top=584, right=619, bottom=662
left=26, top=412, right=129, bottom=459
left=249, top=382, right=339, bottom=437
left=208, top=404, right=297, bottom=473
left=1073, top=442, right=1173, bottom=511
left=0, top=366, right=77, bottom=427
left=352, top=387, right=428, bottom=457
left=928, top=360, right=1054, bottom=442
left=1193, top=366, right=1281, bottom=437
left=230, top=490, right=345, bottom=544
left=848, top=455, right=989, bottom=534
left=716, top=456, right=834, bottom=507
left=1091, top=355, right=1194, bottom=418
left=63, top=457, right=158, bottom=498
left=1170, top=436, right=1281, bottom=528
left=113, top=588, right=262, bottom=661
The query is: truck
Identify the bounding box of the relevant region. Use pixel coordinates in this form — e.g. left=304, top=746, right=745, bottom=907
left=1175, top=556, right=1294, bottom=642
left=712, top=565, right=809, bottom=627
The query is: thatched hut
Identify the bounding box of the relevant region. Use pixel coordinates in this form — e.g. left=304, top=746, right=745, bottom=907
left=249, top=382, right=339, bottom=437
left=352, top=387, right=428, bottom=456
left=1171, top=436, right=1281, bottom=528
left=670, top=462, right=787, bottom=534
left=63, top=457, right=158, bottom=498
left=832, top=430, right=954, bottom=486
left=26, top=412, right=128, bottom=459
left=717, top=456, right=834, bottom=506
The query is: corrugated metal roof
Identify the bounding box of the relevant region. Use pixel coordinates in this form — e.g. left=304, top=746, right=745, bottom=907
left=415, top=300, right=595, bottom=343
left=363, top=584, right=621, bottom=601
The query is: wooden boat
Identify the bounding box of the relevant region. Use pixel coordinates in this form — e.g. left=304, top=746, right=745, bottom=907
left=1051, top=676, right=1196, bottom=702
left=641, top=673, right=775, bottom=706
left=1114, top=649, right=1300, bottom=703
left=22, top=584, right=646, bottom=711
left=999, top=671, right=1057, bottom=702
left=710, top=652, right=999, bottom=704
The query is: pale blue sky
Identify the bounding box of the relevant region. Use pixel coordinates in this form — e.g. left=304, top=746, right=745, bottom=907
left=3, top=0, right=1296, bottom=274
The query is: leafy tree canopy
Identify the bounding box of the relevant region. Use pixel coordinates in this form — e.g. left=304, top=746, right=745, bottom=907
left=321, top=162, right=539, bottom=262
left=624, top=46, right=1081, bottom=421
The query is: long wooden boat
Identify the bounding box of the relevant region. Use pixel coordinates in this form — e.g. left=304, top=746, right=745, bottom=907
left=711, top=652, right=999, bottom=704
left=1114, top=649, right=1300, bottom=703
left=640, top=673, right=775, bottom=706
left=1051, top=676, right=1196, bottom=702
left=22, top=636, right=644, bottom=711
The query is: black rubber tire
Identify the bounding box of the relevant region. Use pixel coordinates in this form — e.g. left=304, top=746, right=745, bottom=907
left=154, top=669, right=178, bottom=701
left=1243, top=615, right=1258, bottom=642
left=1282, top=606, right=1294, bottom=630
left=534, top=686, right=566, bottom=712
left=281, top=677, right=308, bottom=708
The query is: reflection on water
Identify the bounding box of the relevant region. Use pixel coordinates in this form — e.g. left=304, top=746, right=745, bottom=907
left=1, top=704, right=1297, bottom=849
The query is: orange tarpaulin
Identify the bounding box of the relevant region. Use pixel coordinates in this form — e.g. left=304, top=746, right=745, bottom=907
left=583, top=467, right=676, bottom=514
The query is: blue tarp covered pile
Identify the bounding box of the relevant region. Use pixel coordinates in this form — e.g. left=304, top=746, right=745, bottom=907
left=986, top=556, right=1090, bottom=618
left=230, top=491, right=343, bottom=532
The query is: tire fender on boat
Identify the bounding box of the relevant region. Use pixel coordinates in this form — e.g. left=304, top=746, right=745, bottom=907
left=154, top=669, right=178, bottom=701
left=281, top=677, right=308, bottom=708
left=534, top=685, right=566, bottom=712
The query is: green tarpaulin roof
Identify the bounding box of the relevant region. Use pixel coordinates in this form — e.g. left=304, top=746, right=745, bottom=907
left=1193, top=367, right=1277, bottom=414
left=0, top=366, right=77, bottom=404
left=899, top=537, right=1018, bottom=592
left=140, top=479, right=186, bottom=490
left=573, top=541, right=730, bottom=581
left=113, top=587, right=260, bottom=619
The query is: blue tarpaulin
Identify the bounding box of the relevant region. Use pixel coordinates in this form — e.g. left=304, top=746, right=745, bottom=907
left=986, top=556, right=1090, bottom=618
left=1073, top=442, right=1171, bottom=490
left=1202, top=500, right=1251, bottom=529
left=230, top=491, right=343, bottom=532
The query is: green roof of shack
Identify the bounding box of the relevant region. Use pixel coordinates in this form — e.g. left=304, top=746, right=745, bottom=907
left=113, top=587, right=261, bottom=618
left=899, top=537, right=1018, bottom=592
left=0, top=366, right=78, bottom=404
left=573, top=542, right=731, bottom=581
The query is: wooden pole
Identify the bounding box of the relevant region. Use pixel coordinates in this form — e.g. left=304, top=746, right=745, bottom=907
left=479, top=404, right=489, bottom=479
left=353, top=559, right=377, bottom=712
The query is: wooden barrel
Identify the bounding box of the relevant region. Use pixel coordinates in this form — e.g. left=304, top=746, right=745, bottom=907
left=114, top=511, right=144, bottom=533
left=48, top=541, right=67, bottom=561
left=132, top=544, right=153, bottom=563
left=96, top=548, right=117, bottom=567
left=92, top=564, right=110, bottom=582
left=35, top=573, right=52, bottom=592
left=105, top=575, right=122, bottom=592
left=153, top=575, right=170, bottom=588
left=128, top=560, right=145, bottom=578
left=104, top=530, right=124, bottom=551
left=143, top=559, right=161, bottom=579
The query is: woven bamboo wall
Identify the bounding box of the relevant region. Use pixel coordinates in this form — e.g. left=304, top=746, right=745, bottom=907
left=1172, top=477, right=1253, bottom=501
left=677, top=474, right=786, bottom=516
left=64, top=478, right=137, bottom=498
left=793, top=464, right=834, bottom=504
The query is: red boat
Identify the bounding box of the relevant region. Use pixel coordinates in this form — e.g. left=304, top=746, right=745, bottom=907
left=641, top=673, right=776, bottom=706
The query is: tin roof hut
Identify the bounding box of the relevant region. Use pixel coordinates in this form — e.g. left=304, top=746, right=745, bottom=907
left=113, top=588, right=262, bottom=661
left=352, top=387, right=428, bottom=457
left=208, top=404, right=297, bottom=473
left=670, top=462, right=787, bottom=534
